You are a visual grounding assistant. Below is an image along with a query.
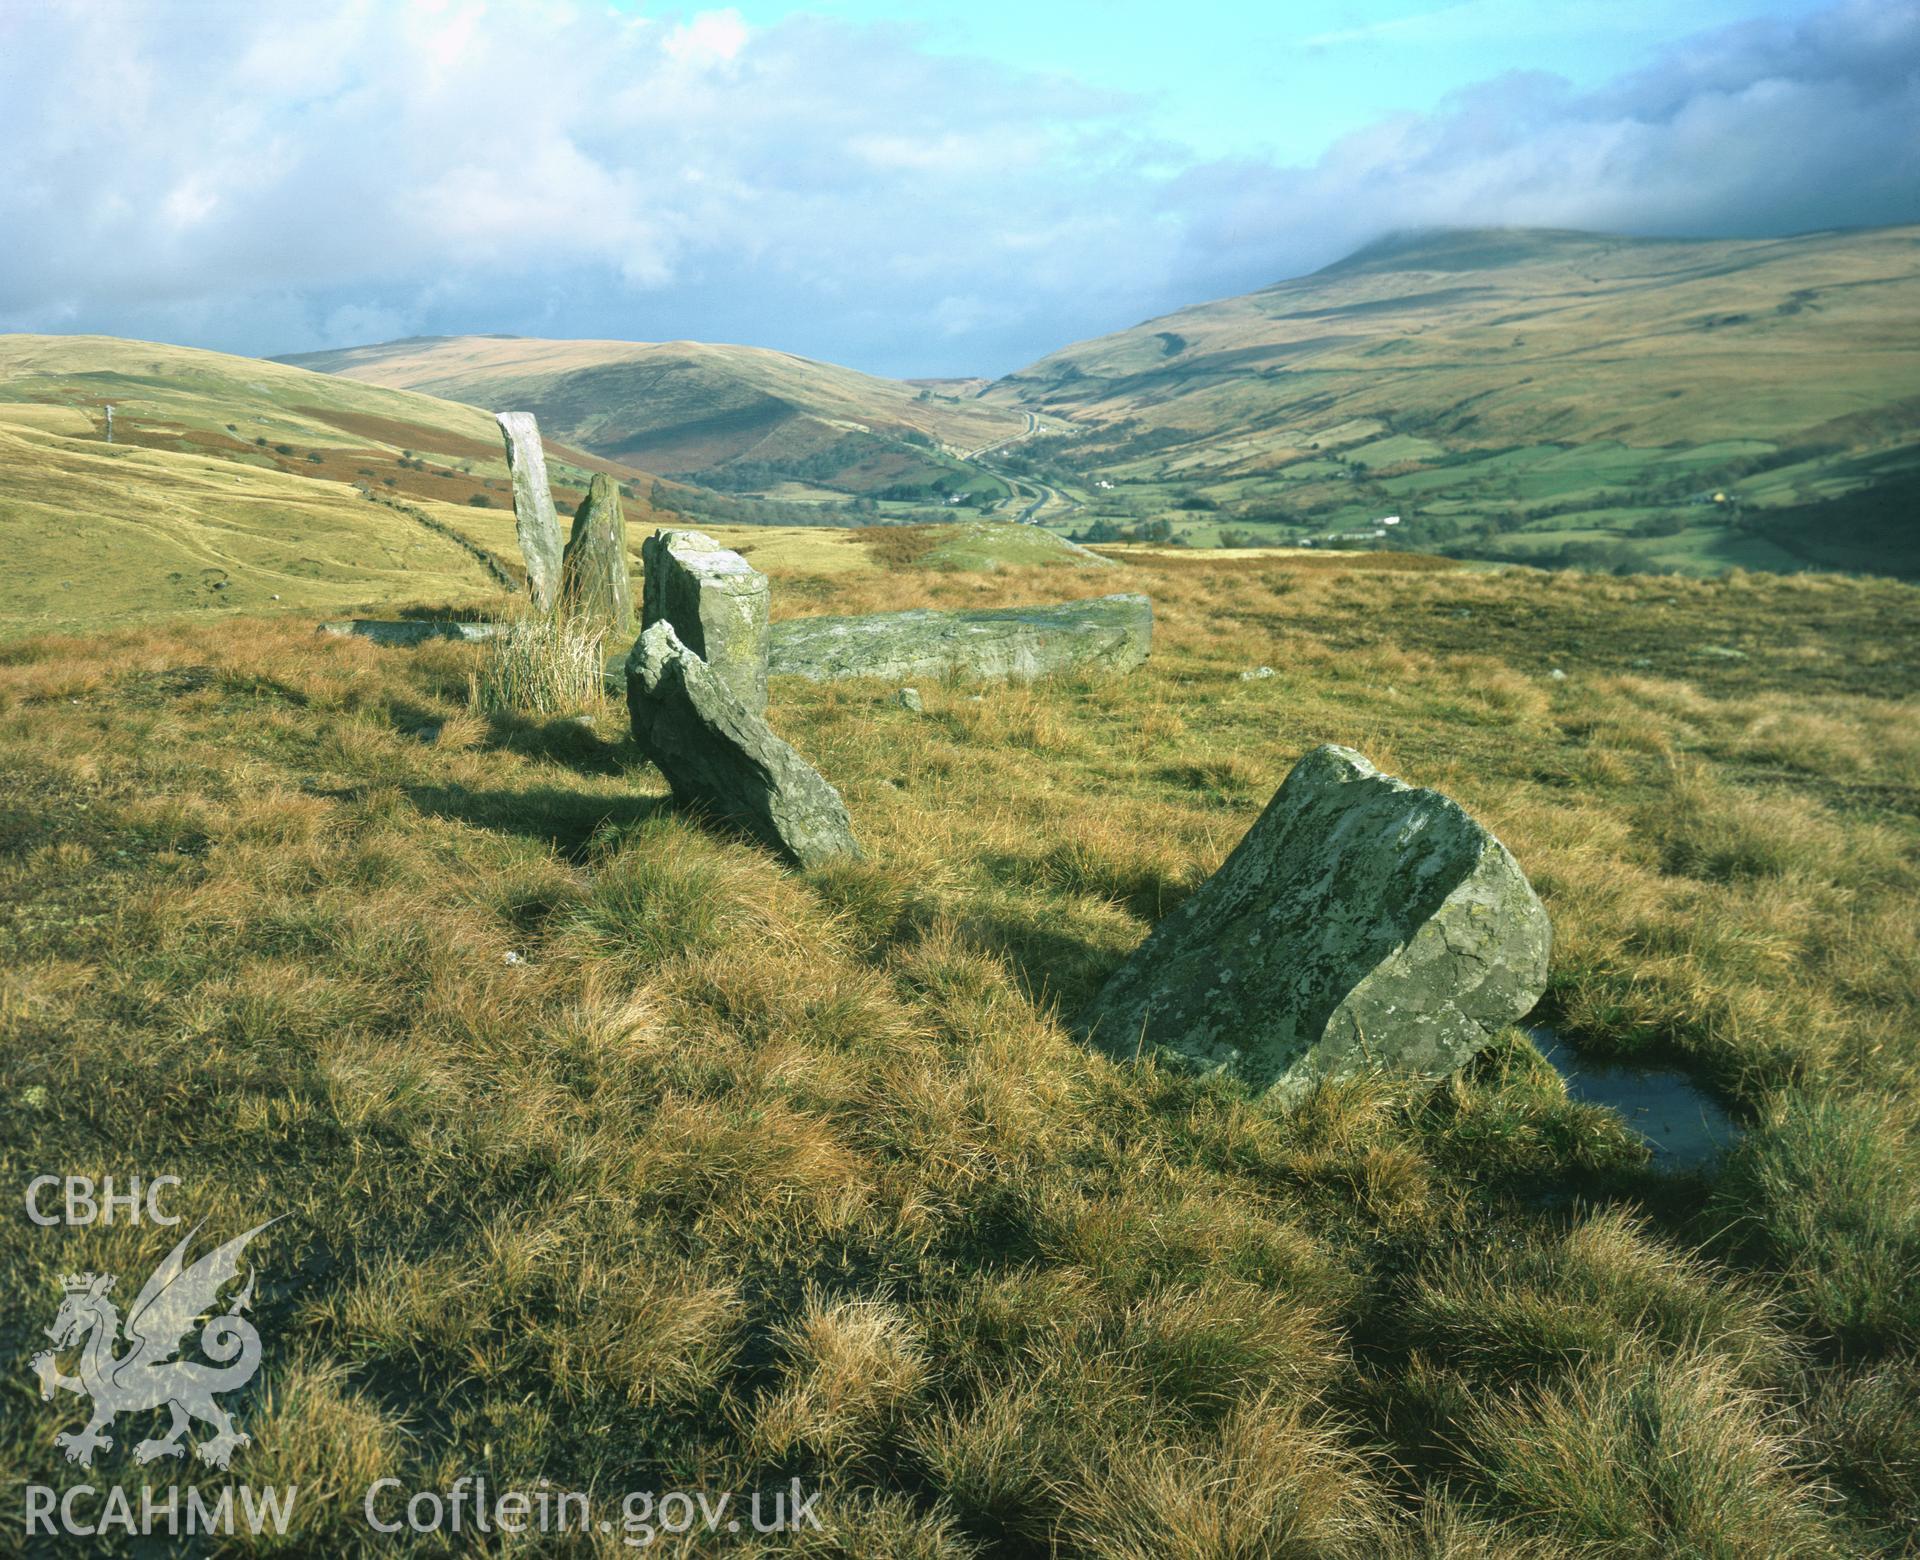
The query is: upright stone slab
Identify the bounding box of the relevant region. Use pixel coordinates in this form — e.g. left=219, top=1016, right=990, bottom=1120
left=1079, top=745, right=1551, bottom=1101
left=628, top=621, right=858, bottom=869
left=562, top=474, right=632, bottom=630
left=495, top=411, right=562, bottom=614
left=640, top=529, right=770, bottom=714
left=769, top=593, right=1151, bottom=685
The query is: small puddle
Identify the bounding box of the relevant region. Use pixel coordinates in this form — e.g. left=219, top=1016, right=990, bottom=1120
left=1530, top=1026, right=1740, bottom=1172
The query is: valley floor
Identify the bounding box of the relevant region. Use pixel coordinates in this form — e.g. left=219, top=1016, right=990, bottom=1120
left=2, top=552, right=1917, bottom=1554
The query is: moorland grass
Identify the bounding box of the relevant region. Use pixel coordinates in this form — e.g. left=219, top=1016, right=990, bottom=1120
left=0, top=552, right=1916, bottom=1554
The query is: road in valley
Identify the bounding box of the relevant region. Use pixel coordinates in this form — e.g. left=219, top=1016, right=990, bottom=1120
left=952, top=411, right=1079, bottom=525
left=955, top=410, right=1041, bottom=462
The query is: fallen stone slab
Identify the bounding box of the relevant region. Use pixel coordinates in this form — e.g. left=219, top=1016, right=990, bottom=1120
left=496, top=411, right=563, bottom=614
left=641, top=529, right=770, bottom=713
left=768, top=593, right=1151, bottom=684
left=1078, top=744, right=1551, bottom=1101
left=628, top=620, right=859, bottom=869
left=318, top=620, right=506, bottom=645
left=562, top=473, right=632, bottom=630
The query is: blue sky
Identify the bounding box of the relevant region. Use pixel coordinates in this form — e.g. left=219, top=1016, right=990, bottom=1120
left=716, top=0, right=1832, bottom=161
left=0, top=0, right=1912, bottom=377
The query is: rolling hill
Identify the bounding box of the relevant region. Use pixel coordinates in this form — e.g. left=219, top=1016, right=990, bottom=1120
left=280, top=335, right=1042, bottom=505
left=0, top=335, right=674, bottom=631
left=985, top=226, right=1920, bottom=575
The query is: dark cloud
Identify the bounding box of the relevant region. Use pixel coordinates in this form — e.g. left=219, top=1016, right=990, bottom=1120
left=1166, top=0, right=1920, bottom=306
left=0, top=0, right=1912, bottom=376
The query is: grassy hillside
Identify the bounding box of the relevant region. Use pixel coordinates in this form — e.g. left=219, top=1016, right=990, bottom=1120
left=0, top=335, right=674, bottom=632
left=283, top=335, right=1042, bottom=509
left=850, top=521, right=1115, bottom=571
left=3, top=544, right=1917, bottom=1552
left=986, top=227, right=1920, bottom=576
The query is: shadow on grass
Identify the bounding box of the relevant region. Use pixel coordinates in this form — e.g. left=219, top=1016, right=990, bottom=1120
left=978, top=850, right=1197, bottom=926
left=958, top=906, right=1124, bottom=1021
left=393, top=602, right=501, bottom=623
left=477, top=710, right=632, bottom=775
left=406, top=783, right=673, bottom=862
left=381, top=690, right=636, bottom=777
left=383, top=696, right=450, bottom=745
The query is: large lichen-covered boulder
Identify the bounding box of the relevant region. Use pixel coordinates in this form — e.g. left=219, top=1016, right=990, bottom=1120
left=627, top=620, right=859, bottom=869
left=561, top=474, right=632, bottom=630
left=769, top=593, right=1151, bottom=685
left=495, top=411, right=562, bottom=614
left=641, top=529, right=770, bottom=714
left=1079, top=745, right=1551, bottom=1101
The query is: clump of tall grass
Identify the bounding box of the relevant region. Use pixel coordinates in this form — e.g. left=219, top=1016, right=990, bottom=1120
left=751, top=1290, right=929, bottom=1461
left=470, top=611, right=608, bottom=717
left=1806, top=1356, right=1920, bottom=1539
left=1464, top=1348, right=1840, bottom=1555
left=1712, top=1090, right=1920, bottom=1353
left=1403, top=1207, right=1791, bottom=1384
left=1058, top=1391, right=1390, bottom=1558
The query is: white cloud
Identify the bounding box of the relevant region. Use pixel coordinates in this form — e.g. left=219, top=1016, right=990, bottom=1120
left=0, top=0, right=1912, bottom=376
left=161, top=178, right=220, bottom=232
left=666, top=9, right=751, bottom=68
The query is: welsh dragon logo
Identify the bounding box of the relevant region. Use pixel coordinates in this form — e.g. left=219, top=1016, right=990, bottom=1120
left=30, top=1219, right=276, bottom=1470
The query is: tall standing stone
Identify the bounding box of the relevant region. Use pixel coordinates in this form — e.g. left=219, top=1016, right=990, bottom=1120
left=628, top=620, right=859, bottom=869
left=495, top=411, right=562, bottom=614
left=562, top=474, right=632, bottom=630
left=1078, top=745, right=1551, bottom=1101
left=640, top=529, right=770, bottom=714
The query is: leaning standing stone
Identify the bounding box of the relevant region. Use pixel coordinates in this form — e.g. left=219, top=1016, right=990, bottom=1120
left=1079, top=745, right=1551, bottom=1101
left=495, top=411, right=563, bottom=614
left=640, top=529, right=770, bottom=713
left=627, top=620, right=859, bottom=869
left=562, top=474, right=632, bottom=630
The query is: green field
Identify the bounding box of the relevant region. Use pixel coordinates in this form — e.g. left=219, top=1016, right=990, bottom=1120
left=986, top=226, right=1920, bottom=576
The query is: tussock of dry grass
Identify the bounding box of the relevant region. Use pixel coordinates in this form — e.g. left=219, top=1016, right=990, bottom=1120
left=1805, top=1355, right=1920, bottom=1541
left=1, top=555, right=1916, bottom=1552
left=751, top=1291, right=928, bottom=1461
left=471, top=610, right=610, bottom=718
left=1712, top=1090, right=1920, bottom=1352
left=1057, top=1392, right=1390, bottom=1558
left=1404, top=1207, right=1791, bottom=1383
left=1464, top=1349, right=1842, bottom=1556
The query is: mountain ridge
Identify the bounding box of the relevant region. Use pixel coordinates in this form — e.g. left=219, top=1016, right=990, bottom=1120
left=278, top=334, right=1040, bottom=504
left=978, top=223, right=1920, bottom=574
